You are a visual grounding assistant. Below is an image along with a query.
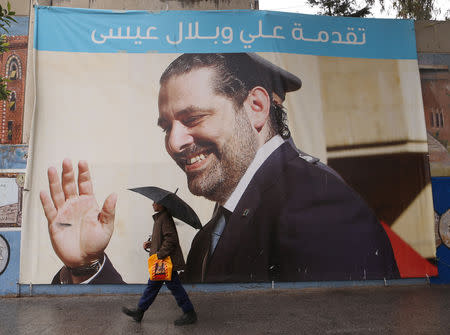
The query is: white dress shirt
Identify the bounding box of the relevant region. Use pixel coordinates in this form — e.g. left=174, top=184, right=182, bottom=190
left=223, top=134, right=285, bottom=211
left=210, top=135, right=285, bottom=254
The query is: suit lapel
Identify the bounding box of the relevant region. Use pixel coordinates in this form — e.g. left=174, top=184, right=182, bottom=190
left=208, top=142, right=298, bottom=275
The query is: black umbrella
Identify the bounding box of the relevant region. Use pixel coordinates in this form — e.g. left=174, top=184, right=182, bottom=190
left=129, top=186, right=202, bottom=229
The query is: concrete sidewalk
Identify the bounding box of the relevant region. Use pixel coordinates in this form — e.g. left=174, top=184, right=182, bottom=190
left=1, top=284, right=449, bottom=334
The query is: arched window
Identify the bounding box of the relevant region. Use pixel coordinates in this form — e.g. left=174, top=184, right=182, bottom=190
left=430, top=112, right=434, bottom=127
left=8, top=60, right=18, bottom=80
left=5, top=56, right=21, bottom=80
left=9, top=91, right=16, bottom=111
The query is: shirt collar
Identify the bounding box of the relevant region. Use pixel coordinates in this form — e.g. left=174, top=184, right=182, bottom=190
left=222, top=135, right=284, bottom=212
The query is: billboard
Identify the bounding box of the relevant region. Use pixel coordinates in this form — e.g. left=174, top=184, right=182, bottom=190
left=21, top=7, right=437, bottom=284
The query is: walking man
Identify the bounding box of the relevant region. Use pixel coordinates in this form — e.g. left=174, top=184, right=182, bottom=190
left=122, top=202, right=197, bottom=325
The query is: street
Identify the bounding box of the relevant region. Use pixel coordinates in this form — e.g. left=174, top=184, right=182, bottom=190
left=1, top=284, right=449, bottom=334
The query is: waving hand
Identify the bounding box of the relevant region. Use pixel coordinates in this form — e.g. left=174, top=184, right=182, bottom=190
left=40, top=159, right=117, bottom=269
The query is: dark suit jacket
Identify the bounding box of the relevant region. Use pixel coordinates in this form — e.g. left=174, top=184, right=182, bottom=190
left=184, top=142, right=400, bottom=283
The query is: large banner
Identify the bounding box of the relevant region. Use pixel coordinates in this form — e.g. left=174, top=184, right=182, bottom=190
left=22, top=7, right=437, bottom=284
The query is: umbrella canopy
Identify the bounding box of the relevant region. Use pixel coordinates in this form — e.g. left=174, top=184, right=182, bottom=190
left=129, top=186, right=202, bottom=229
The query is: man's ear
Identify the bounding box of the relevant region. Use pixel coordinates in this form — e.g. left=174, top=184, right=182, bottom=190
left=244, top=86, right=271, bottom=132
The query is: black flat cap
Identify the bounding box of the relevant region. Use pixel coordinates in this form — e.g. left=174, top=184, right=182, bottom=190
left=222, top=53, right=302, bottom=101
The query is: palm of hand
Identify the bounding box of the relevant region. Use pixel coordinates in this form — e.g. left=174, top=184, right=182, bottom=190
left=40, top=159, right=117, bottom=269
left=49, top=195, right=113, bottom=268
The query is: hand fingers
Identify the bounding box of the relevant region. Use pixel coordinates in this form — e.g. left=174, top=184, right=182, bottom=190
left=40, top=191, right=57, bottom=224
left=99, top=193, right=117, bottom=225
left=61, top=158, right=78, bottom=200
left=78, top=160, right=94, bottom=196
left=48, top=166, right=65, bottom=209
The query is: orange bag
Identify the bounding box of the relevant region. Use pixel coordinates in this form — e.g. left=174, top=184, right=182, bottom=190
left=148, top=254, right=173, bottom=281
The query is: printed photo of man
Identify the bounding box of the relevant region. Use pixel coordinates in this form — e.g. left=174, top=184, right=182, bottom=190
left=157, top=53, right=400, bottom=283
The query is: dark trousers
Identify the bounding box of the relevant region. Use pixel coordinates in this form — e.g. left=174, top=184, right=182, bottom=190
left=138, top=271, right=194, bottom=313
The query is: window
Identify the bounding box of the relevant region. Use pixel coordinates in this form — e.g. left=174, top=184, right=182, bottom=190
left=9, top=61, right=18, bottom=80
left=430, top=109, right=444, bottom=128
left=9, top=91, right=16, bottom=111
left=6, top=56, right=21, bottom=80
left=7, top=121, right=13, bottom=140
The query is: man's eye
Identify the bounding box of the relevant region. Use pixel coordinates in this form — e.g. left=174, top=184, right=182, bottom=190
left=184, top=115, right=203, bottom=126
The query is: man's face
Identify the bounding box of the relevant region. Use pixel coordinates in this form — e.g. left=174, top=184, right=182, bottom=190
left=152, top=202, right=163, bottom=212
left=158, top=67, right=258, bottom=203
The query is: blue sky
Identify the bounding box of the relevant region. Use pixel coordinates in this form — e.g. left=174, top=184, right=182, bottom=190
left=5, top=16, right=29, bottom=36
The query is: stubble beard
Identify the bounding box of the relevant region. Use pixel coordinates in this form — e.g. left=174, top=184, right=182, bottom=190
left=186, top=110, right=258, bottom=204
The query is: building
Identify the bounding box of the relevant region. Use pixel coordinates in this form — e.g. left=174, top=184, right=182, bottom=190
left=0, top=17, right=28, bottom=144
left=420, top=65, right=450, bottom=151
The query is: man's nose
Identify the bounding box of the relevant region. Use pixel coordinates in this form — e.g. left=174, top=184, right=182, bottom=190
left=166, top=122, right=193, bottom=154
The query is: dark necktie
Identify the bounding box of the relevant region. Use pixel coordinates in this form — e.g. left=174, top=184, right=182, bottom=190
left=201, top=206, right=229, bottom=282
left=185, top=206, right=228, bottom=283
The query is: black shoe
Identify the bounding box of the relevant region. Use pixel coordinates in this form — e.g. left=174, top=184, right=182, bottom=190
left=122, top=306, right=144, bottom=322
left=174, top=310, right=197, bottom=326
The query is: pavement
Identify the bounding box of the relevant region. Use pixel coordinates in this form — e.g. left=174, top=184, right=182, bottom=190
left=1, top=284, right=449, bottom=335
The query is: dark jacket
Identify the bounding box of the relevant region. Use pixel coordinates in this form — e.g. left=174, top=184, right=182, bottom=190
left=184, top=142, right=400, bottom=283
left=150, top=209, right=185, bottom=272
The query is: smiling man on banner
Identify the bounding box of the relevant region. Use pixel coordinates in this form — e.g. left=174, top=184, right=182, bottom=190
left=157, top=53, right=400, bottom=283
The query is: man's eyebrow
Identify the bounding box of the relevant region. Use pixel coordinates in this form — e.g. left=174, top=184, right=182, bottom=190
left=157, top=106, right=210, bottom=127
left=176, top=107, right=209, bottom=118
left=157, top=117, right=166, bottom=128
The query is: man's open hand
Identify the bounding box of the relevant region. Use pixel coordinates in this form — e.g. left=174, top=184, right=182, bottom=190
left=40, top=159, right=117, bottom=268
